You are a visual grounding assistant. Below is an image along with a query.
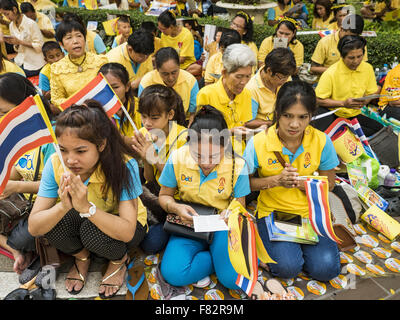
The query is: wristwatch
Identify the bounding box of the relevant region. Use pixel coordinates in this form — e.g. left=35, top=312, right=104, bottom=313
left=79, top=202, right=97, bottom=218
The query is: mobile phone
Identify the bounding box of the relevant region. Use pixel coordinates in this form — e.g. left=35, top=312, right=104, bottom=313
left=273, top=211, right=302, bottom=226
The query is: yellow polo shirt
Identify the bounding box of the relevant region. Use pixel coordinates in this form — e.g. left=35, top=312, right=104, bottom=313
left=258, top=36, right=304, bottom=67
left=311, top=32, right=368, bottom=69
left=112, top=97, right=142, bottom=136
left=49, top=154, right=148, bottom=228
left=106, top=42, right=154, bottom=83
left=311, top=14, right=334, bottom=30
left=160, top=27, right=196, bottom=70
left=315, top=59, right=378, bottom=118
left=138, top=69, right=199, bottom=116
left=204, top=51, right=223, bottom=84
left=159, top=144, right=249, bottom=211
left=245, top=125, right=335, bottom=218
left=245, top=69, right=288, bottom=121
left=378, top=64, right=400, bottom=108
left=196, top=77, right=256, bottom=129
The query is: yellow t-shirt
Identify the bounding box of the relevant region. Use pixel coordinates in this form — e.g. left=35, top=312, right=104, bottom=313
left=253, top=125, right=328, bottom=218
left=50, top=52, right=108, bottom=108
left=29, top=0, right=58, bottom=10
left=0, top=59, right=25, bottom=76
left=315, top=59, right=378, bottom=118
left=311, top=13, right=334, bottom=30
left=154, top=36, right=161, bottom=56
left=378, top=64, right=400, bottom=108
left=204, top=51, right=223, bottom=84
left=36, top=12, right=55, bottom=43
left=160, top=27, right=196, bottom=70
left=113, top=97, right=142, bottom=136
left=196, top=78, right=254, bottom=129
left=50, top=153, right=148, bottom=228
left=258, top=36, right=304, bottom=67
left=311, top=32, right=368, bottom=69
left=269, top=4, right=292, bottom=20
left=106, top=42, right=154, bottom=83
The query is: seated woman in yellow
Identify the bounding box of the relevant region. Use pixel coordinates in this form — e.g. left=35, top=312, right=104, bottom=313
left=311, top=0, right=333, bottom=30
left=99, top=63, right=142, bottom=139
left=50, top=18, right=108, bottom=109
left=327, top=4, right=350, bottom=31
left=246, top=47, right=296, bottom=129
left=378, top=64, right=400, bottom=120
left=258, top=19, right=304, bottom=70
left=314, top=35, right=383, bottom=136
left=243, top=80, right=341, bottom=281
left=157, top=10, right=201, bottom=78
left=0, top=50, right=25, bottom=76
left=28, top=102, right=147, bottom=299
left=311, top=14, right=367, bottom=77
left=204, top=29, right=241, bottom=86
left=267, top=0, right=293, bottom=26
left=138, top=47, right=199, bottom=121
left=230, top=11, right=258, bottom=68
left=0, top=73, right=55, bottom=276
left=197, top=43, right=258, bottom=141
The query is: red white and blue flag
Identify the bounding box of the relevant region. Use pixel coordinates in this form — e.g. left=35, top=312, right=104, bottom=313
left=325, top=117, right=379, bottom=162
left=0, top=96, right=55, bottom=194
left=304, top=177, right=341, bottom=244
left=60, top=73, right=122, bottom=117
left=318, top=30, right=334, bottom=37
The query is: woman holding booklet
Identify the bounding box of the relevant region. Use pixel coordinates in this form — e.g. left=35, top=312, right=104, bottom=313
left=243, top=81, right=341, bottom=281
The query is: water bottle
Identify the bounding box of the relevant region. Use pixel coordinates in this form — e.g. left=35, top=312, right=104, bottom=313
left=375, top=67, right=380, bottom=81
left=382, top=64, right=389, bottom=79
left=384, top=168, right=397, bottom=187
left=391, top=56, right=399, bottom=69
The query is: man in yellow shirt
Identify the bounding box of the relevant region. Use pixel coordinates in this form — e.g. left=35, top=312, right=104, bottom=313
left=246, top=48, right=296, bottom=128
left=20, top=2, right=55, bottom=42
left=107, top=29, right=154, bottom=90
left=314, top=35, right=382, bottom=136
left=311, top=14, right=368, bottom=76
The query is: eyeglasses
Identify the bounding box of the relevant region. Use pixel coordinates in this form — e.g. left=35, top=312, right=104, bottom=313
left=230, top=21, right=245, bottom=30
left=273, top=73, right=290, bottom=81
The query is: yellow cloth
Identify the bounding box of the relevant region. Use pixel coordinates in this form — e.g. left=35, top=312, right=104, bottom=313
left=50, top=51, right=108, bottom=108
left=139, top=68, right=197, bottom=115
left=204, top=50, right=223, bottom=84
left=311, top=32, right=368, bottom=69
left=50, top=153, right=148, bottom=228
left=254, top=125, right=327, bottom=218
left=113, top=97, right=142, bottom=136
left=311, top=13, right=334, bottom=30
left=243, top=40, right=258, bottom=73
left=160, top=27, right=196, bottom=70
left=36, top=12, right=55, bottom=43
left=29, top=0, right=57, bottom=10
left=205, top=40, right=218, bottom=58
left=0, top=59, right=25, bottom=76
left=375, top=0, right=400, bottom=21
left=140, top=122, right=187, bottom=184
left=315, top=59, right=377, bottom=118
left=154, top=36, right=161, bottom=55
left=0, top=14, right=10, bottom=36
left=86, top=30, right=103, bottom=54
left=378, top=64, right=400, bottom=108
left=258, top=36, right=304, bottom=67
left=65, top=0, right=79, bottom=7
left=269, top=4, right=292, bottom=20
left=166, top=144, right=247, bottom=211
left=106, top=42, right=154, bottom=83
left=196, top=77, right=253, bottom=129
left=245, top=69, right=287, bottom=121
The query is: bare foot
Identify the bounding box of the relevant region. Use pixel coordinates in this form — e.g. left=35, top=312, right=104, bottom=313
left=13, top=251, right=33, bottom=275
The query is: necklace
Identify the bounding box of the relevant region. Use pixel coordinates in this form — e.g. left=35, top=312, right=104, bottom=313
left=68, top=53, right=86, bottom=73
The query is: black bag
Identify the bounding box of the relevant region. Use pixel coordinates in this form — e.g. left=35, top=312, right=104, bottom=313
left=163, top=201, right=217, bottom=244
left=369, top=126, right=399, bottom=168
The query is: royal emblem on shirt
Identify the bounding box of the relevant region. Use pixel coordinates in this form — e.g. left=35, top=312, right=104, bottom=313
left=304, top=152, right=311, bottom=168
left=217, top=177, right=225, bottom=194
left=181, top=174, right=192, bottom=183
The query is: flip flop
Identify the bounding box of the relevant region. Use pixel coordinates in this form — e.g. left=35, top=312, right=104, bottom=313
left=19, top=255, right=41, bottom=285
left=125, top=260, right=149, bottom=300
left=264, top=279, right=295, bottom=300
left=3, top=288, right=29, bottom=300
left=250, top=281, right=265, bottom=300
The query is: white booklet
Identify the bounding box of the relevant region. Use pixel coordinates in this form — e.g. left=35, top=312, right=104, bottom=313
left=193, top=215, right=229, bottom=233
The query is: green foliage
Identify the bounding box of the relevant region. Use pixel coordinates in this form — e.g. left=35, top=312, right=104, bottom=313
left=56, top=7, right=400, bottom=68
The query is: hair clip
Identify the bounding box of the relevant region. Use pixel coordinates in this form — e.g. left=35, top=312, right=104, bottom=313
left=237, top=11, right=250, bottom=23
left=331, top=4, right=348, bottom=10
left=168, top=9, right=176, bottom=18
left=277, top=17, right=301, bottom=29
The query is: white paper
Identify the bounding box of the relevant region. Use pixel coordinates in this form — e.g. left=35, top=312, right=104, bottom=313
left=193, top=215, right=229, bottom=233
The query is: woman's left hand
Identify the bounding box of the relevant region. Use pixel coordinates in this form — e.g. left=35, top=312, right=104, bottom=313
left=0, top=181, right=19, bottom=200
left=65, top=173, right=91, bottom=214
left=131, top=131, right=157, bottom=164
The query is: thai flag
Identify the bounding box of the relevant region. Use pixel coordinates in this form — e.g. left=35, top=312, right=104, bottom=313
left=325, top=117, right=379, bottom=162
left=318, top=30, right=333, bottom=37
left=60, top=73, right=122, bottom=118
left=304, top=178, right=341, bottom=244
left=0, top=96, right=54, bottom=194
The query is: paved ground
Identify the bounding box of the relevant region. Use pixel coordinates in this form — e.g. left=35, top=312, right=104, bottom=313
left=1, top=219, right=400, bottom=301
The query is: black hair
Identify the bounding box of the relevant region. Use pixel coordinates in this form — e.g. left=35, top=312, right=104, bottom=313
left=117, top=14, right=131, bottom=24
left=233, top=11, right=254, bottom=43
left=263, top=47, right=296, bottom=76
left=0, top=0, right=19, bottom=12
left=273, top=80, right=317, bottom=128
left=20, top=2, right=35, bottom=13
left=219, top=29, right=241, bottom=52
left=55, top=100, right=138, bottom=203
left=214, top=27, right=225, bottom=41
left=329, top=5, right=349, bottom=24
left=99, top=63, right=136, bottom=135
left=313, top=0, right=332, bottom=19
left=158, top=10, right=177, bottom=28
left=141, top=20, right=157, bottom=34
left=341, top=14, right=364, bottom=35
left=42, top=41, right=62, bottom=57
left=0, top=72, right=54, bottom=120
left=127, top=29, right=154, bottom=56
left=55, top=14, right=86, bottom=42
left=138, top=84, right=186, bottom=126
left=154, top=47, right=179, bottom=70
left=274, top=20, right=298, bottom=45
left=337, top=35, right=366, bottom=58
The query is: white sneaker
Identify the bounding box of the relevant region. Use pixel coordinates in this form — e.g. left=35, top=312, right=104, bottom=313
left=192, top=276, right=211, bottom=288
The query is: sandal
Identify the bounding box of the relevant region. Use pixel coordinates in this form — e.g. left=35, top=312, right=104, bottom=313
left=99, top=254, right=129, bottom=299
left=264, top=279, right=295, bottom=300
left=19, top=255, right=41, bottom=285
left=65, top=254, right=90, bottom=295
left=125, top=260, right=149, bottom=300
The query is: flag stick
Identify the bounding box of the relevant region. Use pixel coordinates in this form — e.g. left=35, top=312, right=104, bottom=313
left=120, top=104, right=139, bottom=134
left=53, top=143, right=68, bottom=173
